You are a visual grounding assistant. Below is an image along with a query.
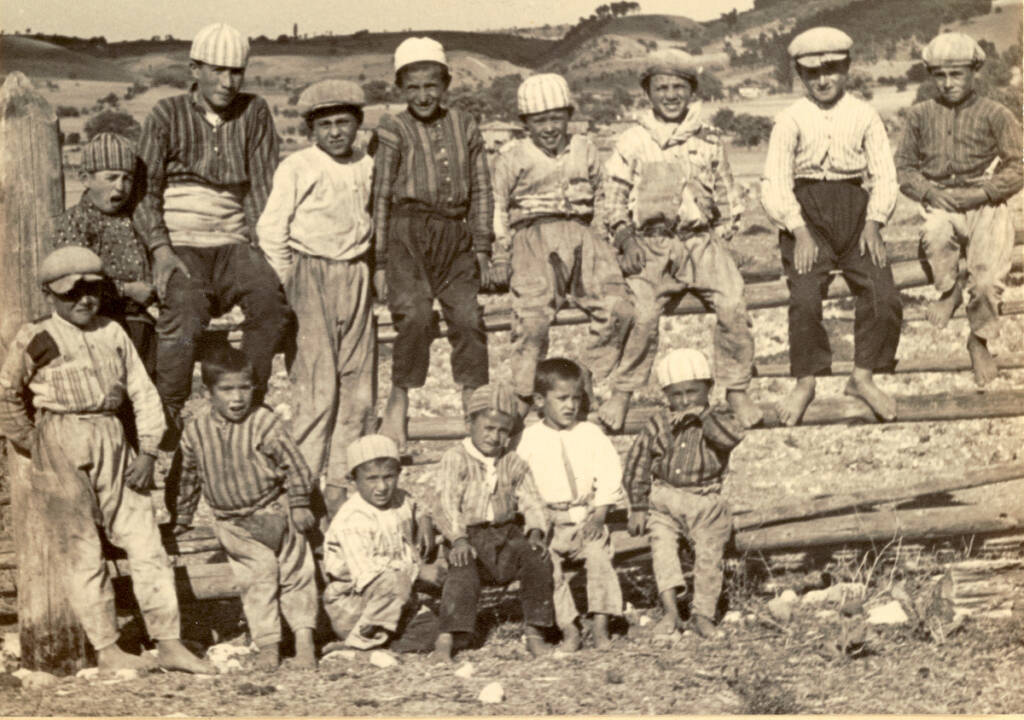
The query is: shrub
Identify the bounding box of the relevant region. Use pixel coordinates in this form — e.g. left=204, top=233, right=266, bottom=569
left=711, top=107, right=736, bottom=132
left=84, top=111, right=141, bottom=142
left=66, top=131, right=81, bottom=145
left=56, top=105, right=80, bottom=118
left=731, top=113, right=773, bottom=147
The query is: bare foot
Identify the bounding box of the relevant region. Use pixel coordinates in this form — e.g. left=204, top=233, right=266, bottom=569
left=254, top=643, right=280, bottom=672
left=596, top=390, right=632, bottom=433
left=292, top=629, right=316, bottom=670
left=925, top=285, right=962, bottom=329
left=844, top=369, right=896, bottom=421
left=524, top=626, right=551, bottom=657
left=651, top=613, right=683, bottom=638
left=431, top=632, right=455, bottom=664
left=726, top=389, right=764, bottom=428
left=97, top=644, right=158, bottom=674
left=967, top=334, right=999, bottom=386
left=779, top=377, right=816, bottom=426
left=558, top=622, right=581, bottom=653
left=592, top=614, right=612, bottom=650
left=380, top=387, right=409, bottom=453
left=157, top=639, right=215, bottom=674
left=691, top=614, right=721, bottom=640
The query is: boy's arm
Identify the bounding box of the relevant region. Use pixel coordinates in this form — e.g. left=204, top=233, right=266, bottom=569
left=863, top=111, right=899, bottom=226
left=256, top=160, right=299, bottom=285
left=590, top=425, right=627, bottom=509
left=243, top=98, right=281, bottom=236
left=893, top=106, right=933, bottom=203
left=174, top=430, right=203, bottom=526
left=371, top=119, right=401, bottom=271
left=133, top=109, right=174, bottom=253
left=0, top=327, right=43, bottom=453
left=512, top=458, right=548, bottom=536
left=465, top=114, right=494, bottom=257
left=622, top=421, right=658, bottom=512
left=711, top=137, right=743, bottom=239
left=760, top=114, right=805, bottom=232
left=259, top=418, right=314, bottom=511
left=490, top=149, right=516, bottom=269
left=702, top=406, right=746, bottom=452
left=602, top=138, right=635, bottom=239
left=980, top=107, right=1024, bottom=203
left=122, top=329, right=165, bottom=456
left=433, top=449, right=469, bottom=543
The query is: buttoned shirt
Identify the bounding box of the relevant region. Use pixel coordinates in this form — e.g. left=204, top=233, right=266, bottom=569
left=894, top=93, right=1023, bottom=204
left=622, top=406, right=744, bottom=512
left=761, top=93, right=899, bottom=232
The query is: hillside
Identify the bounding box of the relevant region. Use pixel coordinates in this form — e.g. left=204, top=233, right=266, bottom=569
left=0, top=36, right=132, bottom=82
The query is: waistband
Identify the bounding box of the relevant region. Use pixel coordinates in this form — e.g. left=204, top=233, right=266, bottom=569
left=467, top=518, right=516, bottom=531
left=391, top=200, right=467, bottom=221
left=794, top=177, right=863, bottom=188
left=511, top=215, right=591, bottom=232
left=39, top=408, right=119, bottom=420
left=654, top=478, right=723, bottom=495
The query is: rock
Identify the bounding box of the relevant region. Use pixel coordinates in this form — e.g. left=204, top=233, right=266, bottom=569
left=115, top=668, right=140, bottom=681
left=768, top=595, right=795, bottom=623
left=779, top=589, right=798, bottom=604
left=605, top=669, right=624, bottom=684
left=237, top=682, right=276, bottom=696
left=217, top=658, right=243, bottom=674
left=2, top=633, right=20, bottom=660
left=722, top=611, right=743, bottom=624
left=76, top=667, right=100, bottom=681
left=369, top=650, right=398, bottom=668
left=478, top=681, right=504, bottom=704
left=321, top=650, right=357, bottom=664
left=815, top=609, right=839, bottom=621
left=207, top=643, right=251, bottom=663
left=801, top=588, right=832, bottom=606
left=638, top=615, right=652, bottom=627
left=867, top=600, right=909, bottom=625
left=12, top=668, right=31, bottom=680
left=454, top=662, right=474, bottom=678
left=20, top=670, right=58, bottom=689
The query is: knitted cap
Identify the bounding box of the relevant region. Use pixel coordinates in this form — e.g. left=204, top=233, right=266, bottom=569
left=347, top=434, right=400, bottom=475
left=297, top=80, right=366, bottom=117
left=788, top=27, right=853, bottom=68
left=655, top=348, right=712, bottom=387
left=466, top=382, right=518, bottom=418
left=190, top=23, right=249, bottom=68
left=82, top=132, right=136, bottom=173
left=517, top=73, right=573, bottom=115
left=922, top=32, right=986, bottom=67
left=641, top=49, right=701, bottom=87
left=394, top=36, right=448, bottom=75
left=39, top=246, right=105, bottom=294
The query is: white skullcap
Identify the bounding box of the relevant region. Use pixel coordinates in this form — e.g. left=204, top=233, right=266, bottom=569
left=655, top=348, right=712, bottom=387
left=394, top=37, right=448, bottom=75
left=922, top=32, right=986, bottom=67
left=347, top=434, right=400, bottom=475
left=517, top=73, right=573, bottom=115
left=788, top=26, right=853, bottom=68
left=297, top=80, right=366, bottom=117
left=190, top=23, right=249, bottom=69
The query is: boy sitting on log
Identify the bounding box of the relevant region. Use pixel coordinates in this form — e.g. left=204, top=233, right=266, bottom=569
left=0, top=247, right=210, bottom=674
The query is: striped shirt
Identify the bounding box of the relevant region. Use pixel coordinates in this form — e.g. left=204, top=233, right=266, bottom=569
left=492, top=135, right=602, bottom=264
left=0, top=314, right=165, bottom=454
left=372, top=108, right=493, bottom=264
left=894, top=93, right=1023, bottom=204
left=761, top=94, right=899, bottom=232
left=134, top=90, right=280, bottom=252
left=623, top=406, right=744, bottom=512
left=176, top=405, right=312, bottom=525
left=323, top=490, right=420, bottom=592
left=433, top=439, right=547, bottom=543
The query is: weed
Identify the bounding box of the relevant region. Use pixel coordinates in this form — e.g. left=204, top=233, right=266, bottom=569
left=728, top=670, right=802, bottom=714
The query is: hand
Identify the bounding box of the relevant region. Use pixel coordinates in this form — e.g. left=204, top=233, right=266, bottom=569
left=373, top=268, right=388, bottom=303
left=485, top=258, right=511, bottom=291
left=526, top=528, right=549, bottom=558
left=946, top=187, right=989, bottom=212
left=859, top=221, right=888, bottom=268
left=719, top=220, right=742, bottom=243
left=323, top=485, right=348, bottom=521
left=449, top=537, right=476, bottom=567
left=475, top=252, right=493, bottom=288
left=172, top=523, right=192, bottom=537
left=627, top=510, right=648, bottom=537
left=417, top=518, right=437, bottom=560
left=792, top=226, right=818, bottom=275
left=122, top=281, right=156, bottom=305
left=290, top=507, right=316, bottom=534
left=617, top=230, right=646, bottom=276
left=151, top=246, right=190, bottom=301
left=125, top=452, right=156, bottom=491
left=923, top=187, right=959, bottom=213
left=581, top=512, right=605, bottom=542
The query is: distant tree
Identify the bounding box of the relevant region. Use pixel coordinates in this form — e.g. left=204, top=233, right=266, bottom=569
left=711, top=107, right=736, bottom=132
left=731, top=113, right=773, bottom=146
left=276, top=34, right=290, bottom=43
left=697, top=71, right=725, bottom=101
left=67, top=132, right=81, bottom=144
left=98, top=92, right=120, bottom=108
left=721, top=9, right=739, bottom=28
left=84, top=111, right=141, bottom=142
left=56, top=105, right=80, bottom=118
left=611, top=85, right=633, bottom=111
left=362, top=80, right=392, bottom=104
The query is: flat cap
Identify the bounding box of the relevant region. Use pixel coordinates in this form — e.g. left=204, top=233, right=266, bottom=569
left=655, top=348, right=712, bottom=387
left=82, top=132, right=136, bottom=173
left=641, top=49, right=701, bottom=86
left=394, top=37, right=448, bottom=75
left=466, top=382, right=518, bottom=418
left=39, top=246, right=105, bottom=294
left=517, top=73, right=573, bottom=115
left=297, top=80, right=366, bottom=117
left=347, top=434, right=400, bottom=475
left=922, top=32, right=986, bottom=67
left=788, top=26, right=853, bottom=68
left=190, top=23, right=249, bottom=69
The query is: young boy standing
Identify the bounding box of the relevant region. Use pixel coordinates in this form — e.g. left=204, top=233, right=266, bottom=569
left=623, top=348, right=744, bottom=639
left=373, top=37, right=501, bottom=450
left=492, top=74, right=633, bottom=415
left=432, top=383, right=556, bottom=661
left=895, top=32, right=1023, bottom=386
left=761, top=27, right=902, bottom=425
left=323, top=434, right=440, bottom=652
left=257, top=80, right=376, bottom=517
left=514, top=358, right=626, bottom=651
left=173, top=348, right=318, bottom=671
left=0, top=247, right=209, bottom=674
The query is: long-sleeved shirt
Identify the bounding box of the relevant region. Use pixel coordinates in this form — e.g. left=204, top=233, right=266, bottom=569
left=176, top=405, right=312, bottom=525
left=256, top=144, right=374, bottom=284
left=761, top=93, right=899, bottom=232
left=491, top=135, right=602, bottom=264
left=372, top=107, right=492, bottom=264
left=323, top=490, right=420, bottom=592
left=0, top=314, right=164, bottom=454
left=134, top=90, right=280, bottom=252
left=622, top=406, right=744, bottom=512
left=514, top=420, right=626, bottom=523
left=603, top=104, right=742, bottom=234
left=894, top=93, right=1023, bottom=204
left=433, top=438, right=546, bottom=543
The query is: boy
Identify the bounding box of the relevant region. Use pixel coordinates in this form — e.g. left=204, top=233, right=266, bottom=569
left=432, top=383, right=556, bottom=661
left=0, top=246, right=209, bottom=673
left=323, top=434, right=440, bottom=652
left=514, top=358, right=626, bottom=651
left=895, top=32, right=1023, bottom=386
left=492, top=74, right=633, bottom=416
left=624, top=348, right=743, bottom=640
left=602, top=49, right=761, bottom=432
left=257, top=80, right=376, bottom=517
left=56, top=132, right=156, bottom=375
left=761, top=27, right=902, bottom=425
left=373, top=37, right=502, bottom=450
left=173, top=348, right=317, bottom=671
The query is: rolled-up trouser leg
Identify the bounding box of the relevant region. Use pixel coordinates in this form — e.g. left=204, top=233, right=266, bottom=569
left=213, top=518, right=283, bottom=647
left=616, top=235, right=677, bottom=392
left=547, top=524, right=581, bottom=629
left=277, top=518, right=317, bottom=635
left=919, top=205, right=964, bottom=295
left=964, top=202, right=1014, bottom=340
left=509, top=222, right=558, bottom=397
left=647, top=509, right=686, bottom=594
left=438, top=560, right=481, bottom=635
left=579, top=227, right=634, bottom=389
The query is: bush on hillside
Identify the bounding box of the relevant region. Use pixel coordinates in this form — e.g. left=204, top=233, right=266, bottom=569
left=84, top=111, right=141, bottom=142
left=151, top=66, right=188, bottom=89
left=56, top=105, right=80, bottom=118
left=66, top=132, right=81, bottom=145
left=713, top=109, right=773, bottom=147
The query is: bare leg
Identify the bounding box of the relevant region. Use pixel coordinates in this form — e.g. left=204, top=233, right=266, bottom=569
left=592, top=613, right=611, bottom=650
left=431, top=632, right=455, bottom=663
left=97, top=643, right=158, bottom=674
left=559, top=620, right=582, bottom=652
left=596, top=390, right=632, bottom=433
left=652, top=588, right=685, bottom=636
left=691, top=614, right=721, bottom=640
left=460, top=386, right=475, bottom=417
left=524, top=625, right=551, bottom=657
left=255, top=642, right=280, bottom=672
left=967, top=333, right=999, bottom=386
left=157, top=639, right=214, bottom=674
left=844, top=367, right=897, bottom=421
left=779, top=377, right=816, bottom=427
left=292, top=628, right=316, bottom=670
left=380, top=386, right=409, bottom=453
left=726, top=389, right=763, bottom=428
left=925, top=282, right=963, bottom=330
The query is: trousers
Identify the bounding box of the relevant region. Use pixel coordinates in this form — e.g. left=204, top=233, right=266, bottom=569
left=547, top=516, right=623, bottom=629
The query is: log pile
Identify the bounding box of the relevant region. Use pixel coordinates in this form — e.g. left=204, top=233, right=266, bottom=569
left=946, top=559, right=1024, bottom=619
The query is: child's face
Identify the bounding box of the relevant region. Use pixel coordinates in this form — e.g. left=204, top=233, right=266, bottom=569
left=647, top=74, right=693, bottom=122
left=536, top=377, right=583, bottom=431
left=467, top=409, right=514, bottom=458
left=523, top=108, right=571, bottom=156
left=929, top=65, right=975, bottom=106
left=797, top=60, right=848, bottom=107
left=353, top=458, right=401, bottom=509
left=49, top=280, right=103, bottom=328
left=400, top=64, right=447, bottom=120
left=208, top=370, right=255, bottom=423
left=83, top=169, right=133, bottom=214
left=191, top=61, right=245, bottom=111
left=663, top=379, right=712, bottom=415
left=311, top=109, right=361, bottom=160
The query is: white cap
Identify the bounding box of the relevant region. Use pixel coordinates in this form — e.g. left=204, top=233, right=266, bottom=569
left=394, top=37, right=448, bottom=75
left=787, top=26, right=853, bottom=68
left=922, top=32, right=986, bottom=67
left=517, top=74, right=573, bottom=115
left=190, top=23, right=249, bottom=69
left=347, top=434, right=400, bottom=475
left=655, top=348, right=712, bottom=387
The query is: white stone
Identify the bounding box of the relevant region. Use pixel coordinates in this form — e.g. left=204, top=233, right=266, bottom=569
left=867, top=600, right=909, bottom=625
left=20, top=670, right=59, bottom=689
left=216, top=658, right=243, bottom=674
left=12, top=668, right=31, bottom=680
left=369, top=650, right=398, bottom=668
left=815, top=609, right=839, bottom=621
left=638, top=615, right=652, bottom=627
left=321, top=650, right=357, bottom=663
left=76, top=667, right=100, bottom=681
left=115, top=668, right=140, bottom=681
left=779, top=589, right=798, bottom=604
left=2, top=633, right=20, bottom=659
left=478, top=681, right=504, bottom=704
left=206, top=643, right=251, bottom=663
left=768, top=596, right=794, bottom=623
left=722, top=611, right=742, bottom=624
left=454, top=662, right=475, bottom=678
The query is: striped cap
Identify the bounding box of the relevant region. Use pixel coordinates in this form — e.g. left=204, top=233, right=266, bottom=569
left=517, top=73, right=573, bottom=115
left=922, top=32, right=986, bottom=67
left=788, top=27, right=853, bottom=68
left=190, top=23, right=249, bottom=69
left=642, top=49, right=702, bottom=87
left=394, top=36, right=448, bottom=75
left=466, top=382, right=518, bottom=418
left=82, top=132, right=136, bottom=173
left=655, top=348, right=712, bottom=387
left=347, top=434, right=400, bottom=475
left=297, top=79, right=366, bottom=117
left=39, top=246, right=105, bottom=294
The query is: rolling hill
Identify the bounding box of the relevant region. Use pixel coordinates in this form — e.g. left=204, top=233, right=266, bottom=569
left=0, top=36, right=132, bottom=82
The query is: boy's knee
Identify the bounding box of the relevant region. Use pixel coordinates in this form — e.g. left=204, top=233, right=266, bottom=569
left=159, top=282, right=207, bottom=340
left=513, top=309, right=551, bottom=345
left=446, top=302, right=485, bottom=334
left=393, top=301, right=435, bottom=334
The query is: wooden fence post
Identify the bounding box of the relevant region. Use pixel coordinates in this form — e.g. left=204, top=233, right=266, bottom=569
left=1, top=72, right=91, bottom=674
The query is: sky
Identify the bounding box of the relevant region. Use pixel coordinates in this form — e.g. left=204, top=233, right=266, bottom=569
left=1, top=0, right=751, bottom=42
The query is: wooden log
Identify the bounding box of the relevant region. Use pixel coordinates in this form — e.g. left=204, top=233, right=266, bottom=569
left=947, top=559, right=1024, bottom=618
left=753, top=352, right=1024, bottom=379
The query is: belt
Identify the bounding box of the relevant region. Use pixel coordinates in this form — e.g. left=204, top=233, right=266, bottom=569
left=794, top=177, right=863, bottom=188
left=546, top=500, right=588, bottom=512
left=510, top=215, right=590, bottom=232
left=391, top=200, right=467, bottom=221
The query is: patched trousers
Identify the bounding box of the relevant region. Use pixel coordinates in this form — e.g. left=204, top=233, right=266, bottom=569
left=547, top=513, right=623, bottom=629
